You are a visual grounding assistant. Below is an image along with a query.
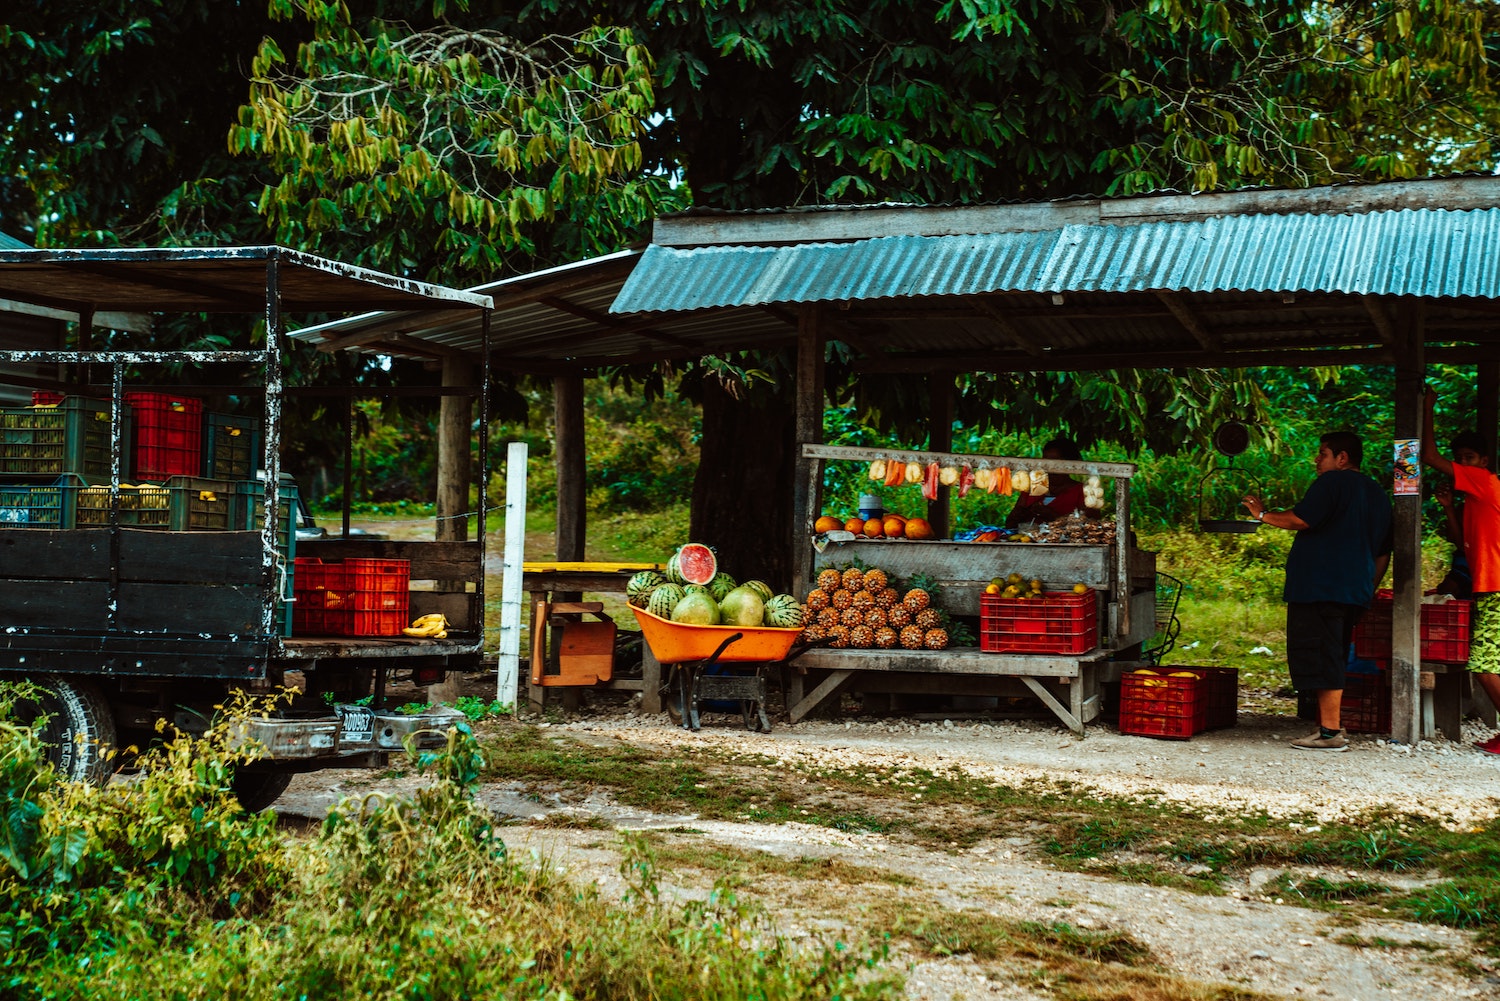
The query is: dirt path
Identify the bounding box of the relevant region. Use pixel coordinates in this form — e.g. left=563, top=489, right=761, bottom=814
left=275, top=702, right=1500, bottom=1000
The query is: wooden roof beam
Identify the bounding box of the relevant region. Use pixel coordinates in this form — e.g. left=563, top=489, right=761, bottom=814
left=971, top=296, right=1044, bottom=356
left=1155, top=292, right=1221, bottom=351
left=538, top=295, right=701, bottom=350
left=1362, top=295, right=1398, bottom=345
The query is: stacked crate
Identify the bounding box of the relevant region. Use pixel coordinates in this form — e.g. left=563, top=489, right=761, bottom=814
left=0, top=395, right=302, bottom=637
left=1118, top=669, right=1206, bottom=739
left=292, top=557, right=409, bottom=637
left=979, top=590, right=1099, bottom=655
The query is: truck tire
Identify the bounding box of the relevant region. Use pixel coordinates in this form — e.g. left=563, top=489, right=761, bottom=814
left=18, top=675, right=116, bottom=785
left=230, top=770, right=293, bottom=812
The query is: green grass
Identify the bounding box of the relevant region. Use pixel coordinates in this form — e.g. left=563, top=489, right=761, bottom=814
left=480, top=725, right=1500, bottom=948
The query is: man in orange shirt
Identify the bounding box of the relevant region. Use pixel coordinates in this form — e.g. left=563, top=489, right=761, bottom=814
left=1421, top=387, right=1500, bottom=753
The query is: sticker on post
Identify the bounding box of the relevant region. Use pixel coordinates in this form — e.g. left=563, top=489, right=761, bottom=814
left=1393, top=438, right=1420, bottom=496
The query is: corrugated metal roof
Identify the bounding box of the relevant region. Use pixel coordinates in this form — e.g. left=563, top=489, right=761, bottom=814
left=0, top=232, right=31, bottom=250
left=613, top=208, right=1500, bottom=313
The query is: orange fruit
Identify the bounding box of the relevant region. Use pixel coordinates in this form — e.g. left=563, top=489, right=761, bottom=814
left=844, top=516, right=865, bottom=533
left=904, top=517, right=935, bottom=540
left=814, top=515, right=844, bottom=533
left=863, top=517, right=884, bottom=538
left=882, top=515, right=907, bottom=538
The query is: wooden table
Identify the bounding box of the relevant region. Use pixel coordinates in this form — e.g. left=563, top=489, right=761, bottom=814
left=522, top=562, right=662, bottom=710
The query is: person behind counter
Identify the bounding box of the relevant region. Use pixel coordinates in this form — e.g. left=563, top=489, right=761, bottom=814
left=1421, top=388, right=1500, bottom=754
left=1241, top=431, right=1392, bottom=753
left=1004, top=437, right=1100, bottom=527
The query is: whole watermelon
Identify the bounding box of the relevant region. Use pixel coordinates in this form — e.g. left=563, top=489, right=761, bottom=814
left=647, top=583, right=686, bottom=619
left=741, top=579, right=774, bottom=602
left=708, top=571, right=738, bottom=602
left=719, top=585, right=765, bottom=627
left=627, top=570, right=668, bottom=608
left=672, top=591, right=721, bottom=625
left=683, top=583, right=711, bottom=598
left=763, top=593, right=805, bottom=628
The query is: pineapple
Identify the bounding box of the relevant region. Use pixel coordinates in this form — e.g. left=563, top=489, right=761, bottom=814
left=862, top=568, right=888, bottom=592
left=831, top=588, right=854, bottom=610
left=849, top=624, right=874, bottom=648
left=816, top=607, right=841, bottom=628
left=903, top=588, right=931, bottom=612
left=817, top=568, right=841, bottom=592
left=828, top=624, right=851, bottom=648
left=873, top=625, right=898, bottom=649
left=865, top=607, right=888, bottom=630
left=899, top=625, right=925, bottom=650
left=915, top=608, right=941, bottom=630
left=840, top=607, right=864, bottom=627
left=841, top=567, right=865, bottom=592
left=805, top=588, right=830, bottom=611
left=923, top=628, right=949, bottom=650
left=888, top=605, right=913, bottom=629
left=852, top=590, right=876, bottom=612
left=873, top=587, right=899, bottom=610
left=802, top=623, right=827, bottom=643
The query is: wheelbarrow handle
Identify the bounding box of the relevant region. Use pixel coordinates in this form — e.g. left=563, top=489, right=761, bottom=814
left=700, top=632, right=745, bottom=669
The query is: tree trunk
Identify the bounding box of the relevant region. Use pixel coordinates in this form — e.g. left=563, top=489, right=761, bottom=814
left=689, top=379, right=797, bottom=591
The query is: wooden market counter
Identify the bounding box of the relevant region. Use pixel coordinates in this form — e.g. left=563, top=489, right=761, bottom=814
left=789, top=647, right=1115, bottom=735
left=788, top=443, right=1152, bottom=734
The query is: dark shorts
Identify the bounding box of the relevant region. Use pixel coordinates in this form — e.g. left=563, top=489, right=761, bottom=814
left=1286, top=602, right=1363, bottom=692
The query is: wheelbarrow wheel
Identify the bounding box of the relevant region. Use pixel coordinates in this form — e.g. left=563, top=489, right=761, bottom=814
left=674, top=667, right=700, bottom=731
left=741, top=699, right=771, bottom=733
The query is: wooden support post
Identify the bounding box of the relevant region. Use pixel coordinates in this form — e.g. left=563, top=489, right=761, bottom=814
left=791, top=306, right=825, bottom=601
left=428, top=354, right=475, bottom=706
left=1480, top=362, right=1499, bottom=461
left=641, top=644, right=663, bottom=714
left=927, top=375, right=953, bottom=539
left=1390, top=301, right=1425, bottom=745
left=554, top=374, right=586, bottom=564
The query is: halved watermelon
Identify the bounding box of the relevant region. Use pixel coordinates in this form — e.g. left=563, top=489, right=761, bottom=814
left=666, top=542, right=718, bottom=586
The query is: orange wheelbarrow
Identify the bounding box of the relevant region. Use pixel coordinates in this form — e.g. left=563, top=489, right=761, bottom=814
left=631, top=607, right=804, bottom=732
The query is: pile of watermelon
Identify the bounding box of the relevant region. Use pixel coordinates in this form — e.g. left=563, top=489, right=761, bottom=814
left=627, top=543, right=804, bottom=630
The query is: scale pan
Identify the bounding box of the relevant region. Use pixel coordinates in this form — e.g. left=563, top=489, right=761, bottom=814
left=1199, top=519, right=1260, bottom=534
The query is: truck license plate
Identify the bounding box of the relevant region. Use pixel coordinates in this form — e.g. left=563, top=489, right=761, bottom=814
left=337, top=705, right=375, bottom=743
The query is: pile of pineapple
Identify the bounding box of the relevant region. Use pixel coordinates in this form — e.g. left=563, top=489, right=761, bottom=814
left=801, top=566, right=949, bottom=650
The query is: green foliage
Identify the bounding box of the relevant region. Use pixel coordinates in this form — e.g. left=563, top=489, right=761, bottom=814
left=584, top=384, right=699, bottom=513
left=452, top=696, right=508, bottom=721
left=0, top=684, right=288, bottom=967
left=5, top=718, right=902, bottom=1000
left=236, top=1, right=678, bottom=279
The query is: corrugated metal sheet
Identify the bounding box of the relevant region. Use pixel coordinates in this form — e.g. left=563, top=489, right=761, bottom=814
left=612, top=207, right=1500, bottom=314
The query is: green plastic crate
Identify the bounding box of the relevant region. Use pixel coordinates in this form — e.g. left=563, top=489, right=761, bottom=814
left=162, top=476, right=235, bottom=531
left=0, top=397, right=132, bottom=479
left=72, top=480, right=171, bottom=527
left=204, top=412, right=263, bottom=479
left=0, top=481, right=67, bottom=528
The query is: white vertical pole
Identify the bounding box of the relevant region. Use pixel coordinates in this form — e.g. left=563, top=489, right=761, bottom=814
left=496, top=441, right=528, bottom=710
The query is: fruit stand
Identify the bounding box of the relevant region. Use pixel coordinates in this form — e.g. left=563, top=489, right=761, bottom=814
left=790, top=443, right=1156, bottom=735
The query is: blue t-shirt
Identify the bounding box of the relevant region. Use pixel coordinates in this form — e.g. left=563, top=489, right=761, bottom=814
left=1284, top=468, right=1393, bottom=606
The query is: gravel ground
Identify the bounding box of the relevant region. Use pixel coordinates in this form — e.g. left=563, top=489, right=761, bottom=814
left=275, top=696, right=1500, bottom=1000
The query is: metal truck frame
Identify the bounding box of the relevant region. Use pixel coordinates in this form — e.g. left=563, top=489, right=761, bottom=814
left=0, top=247, right=493, bottom=808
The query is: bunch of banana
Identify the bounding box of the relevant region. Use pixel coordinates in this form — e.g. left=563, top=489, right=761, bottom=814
left=402, top=613, right=449, bottom=639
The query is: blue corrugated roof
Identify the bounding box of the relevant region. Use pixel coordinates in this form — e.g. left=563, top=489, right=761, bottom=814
left=612, top=207, right=1500, bottom=313
left=0, top=232, right=30, bottom=250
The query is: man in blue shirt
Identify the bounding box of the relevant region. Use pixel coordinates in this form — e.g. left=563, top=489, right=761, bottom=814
left=1243, top=431, right=1393, bottom=751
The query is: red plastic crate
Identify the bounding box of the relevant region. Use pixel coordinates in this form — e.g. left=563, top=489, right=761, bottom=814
left=979, top=590, right=1098, bottom=654
left=1118, top=670, right=1207, bottom=739
left=345, top=557, right=410, bottom=636
left=292, top=558, right=353, bottom=636
left=31, top=391, right=66, bottom=406
left=1353, top=595, right=1470, bottom=664
left=1168, top=666, right=1239, bottom=730
left=125, top=391, right=203, bottom=479
left=1118, top=709, right=1203, bottom=740
left=1342, top=670, right=1391, bottom=734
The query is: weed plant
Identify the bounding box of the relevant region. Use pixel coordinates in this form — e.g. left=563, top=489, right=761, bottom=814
left=2, top=688, right=901, bottom=999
